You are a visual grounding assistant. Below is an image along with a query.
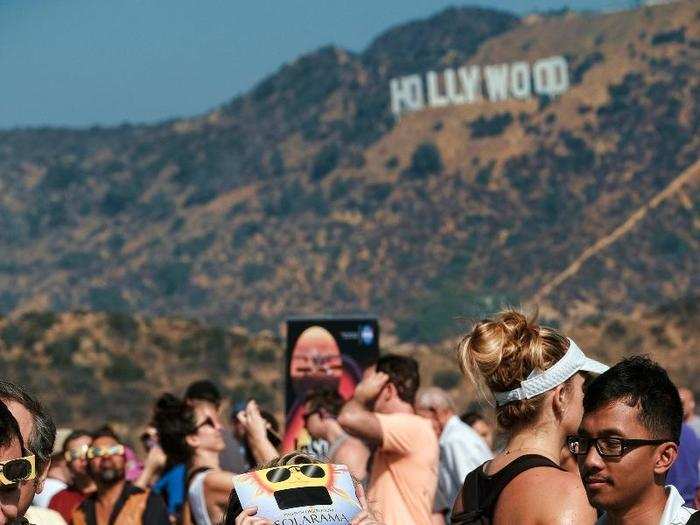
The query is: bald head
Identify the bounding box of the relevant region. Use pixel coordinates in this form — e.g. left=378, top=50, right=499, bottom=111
left=679, top=387, right=695, bottom=422
left=416, top=387, right=455, bottom=412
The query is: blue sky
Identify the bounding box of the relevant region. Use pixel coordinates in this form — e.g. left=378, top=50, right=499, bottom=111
left=0, top=0, right=633, bottom=128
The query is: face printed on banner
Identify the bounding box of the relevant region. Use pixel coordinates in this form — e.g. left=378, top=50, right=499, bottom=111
left=290, top=326, right=342, bottom=394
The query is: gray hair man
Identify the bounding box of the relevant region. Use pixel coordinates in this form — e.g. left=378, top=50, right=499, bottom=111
left=416, top=387, right=493, bottom=521
left=0, top=381, right=56, bottom=518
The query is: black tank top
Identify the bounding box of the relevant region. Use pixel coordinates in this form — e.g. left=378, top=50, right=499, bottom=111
left=451, top=454, right=565, bottom=524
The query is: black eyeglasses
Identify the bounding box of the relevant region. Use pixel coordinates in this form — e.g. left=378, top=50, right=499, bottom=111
left=265, top=465, right=325, bottom=483
left=567, top=435, right=673, bottom=458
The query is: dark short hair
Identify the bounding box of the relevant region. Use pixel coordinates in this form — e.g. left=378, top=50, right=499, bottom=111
left=184, top=380, right=221, bottom=407
left=0, top=381, right=56, bottom=470
left=63, top=429, right=92, bottom=453
left=376, top=354, right=420, bottom=405
left=304, top=389, right=344, bottom=417
left=583, top=355, right=682, bottom=442
left=461, top=411, right=487, bottom=427
left=0, top=401, right=25, bottom=453
left=91, top=425, right=122, bottom=444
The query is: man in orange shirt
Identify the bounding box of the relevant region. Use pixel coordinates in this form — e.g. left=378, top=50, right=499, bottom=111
left=338, top=354, right=439, bottom=525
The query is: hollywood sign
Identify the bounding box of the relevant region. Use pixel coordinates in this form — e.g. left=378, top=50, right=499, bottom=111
left=390, top=55, right=570, bottom=117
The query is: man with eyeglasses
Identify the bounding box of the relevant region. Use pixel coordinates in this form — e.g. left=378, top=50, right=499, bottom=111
left=568, top=356, right=697, bottom=524
left=47, top=430, right=96, bottom=523
left=72, top=429, right=169, bottom=525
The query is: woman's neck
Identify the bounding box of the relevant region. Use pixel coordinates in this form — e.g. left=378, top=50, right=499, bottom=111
left=502, top=422, right=565, bottom=463
left=190, top=448, right=220, bottom=471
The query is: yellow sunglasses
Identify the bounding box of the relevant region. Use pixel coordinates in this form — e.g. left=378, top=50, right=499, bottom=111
left=64, top=444, right=89, bottom=462
left=0, top=455, right=36, bottom=486
left=86, top=444, right=125, bottom=459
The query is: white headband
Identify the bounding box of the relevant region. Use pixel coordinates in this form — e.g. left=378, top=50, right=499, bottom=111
left=493, top=339, right=608, bottom=406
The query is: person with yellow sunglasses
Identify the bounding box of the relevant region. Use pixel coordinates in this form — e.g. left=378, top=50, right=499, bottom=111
left=0, top=400, right=38, bottom=524
left=48, top=430, right=97, bottom=523
left=71, top=429, right=169, bottom=525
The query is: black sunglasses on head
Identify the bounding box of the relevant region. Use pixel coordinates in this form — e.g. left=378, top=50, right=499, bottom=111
left=265, top=464, right=325, bottom=483
left=195, top=417, right=216, bottom=430
left=567, top=435, right=673, bottom=458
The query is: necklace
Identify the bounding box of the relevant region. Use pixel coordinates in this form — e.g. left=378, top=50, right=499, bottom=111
left=502, top=446, right=559, bottom=462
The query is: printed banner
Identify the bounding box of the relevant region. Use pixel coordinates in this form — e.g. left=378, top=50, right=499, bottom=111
left=233, top=463, right=362, bottom=525
left=283, top=317, right=379, bottom=453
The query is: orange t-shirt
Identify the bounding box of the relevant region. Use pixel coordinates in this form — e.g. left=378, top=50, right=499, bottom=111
left=367, top=412, right=439, bottom=525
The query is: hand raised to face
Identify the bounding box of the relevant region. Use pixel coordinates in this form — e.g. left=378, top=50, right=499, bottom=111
left=352, top=371, right=390, bottom=405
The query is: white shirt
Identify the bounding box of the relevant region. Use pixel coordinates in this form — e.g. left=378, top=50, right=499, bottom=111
left=31, top=477, right=67, bottom=507
left=25, top=506, right=67, bottom=525
left=188, top=471, right=213, bottom=525
left=434, top=415, right=493, bottom=513
left=596, top=485, right=696, bottom=525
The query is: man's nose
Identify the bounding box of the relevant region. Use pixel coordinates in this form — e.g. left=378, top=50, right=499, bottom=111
left=581, top=442, right=605, bottom=471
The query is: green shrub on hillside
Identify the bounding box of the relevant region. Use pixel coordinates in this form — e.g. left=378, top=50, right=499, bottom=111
left=105, top=355, right=145, bottom=382
left=311, top=143, right=340, bottom=181
left=469, top=113, right=513, bottom=138
left=106, top=313, right=139, bottom=342
left=403, top=142, right=443, bottom=179
left=1, top=312, right=57, bottom=348
left=88, top=287, right=129, bottom=313
left=154, top=262, right=191, bottom=295
left=242, top=262, right=272, bottom=285
left=45, top=335, right=80, bottom=367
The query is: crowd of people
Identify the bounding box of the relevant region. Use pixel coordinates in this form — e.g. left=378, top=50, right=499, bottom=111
left=1, top=309, right=699, bottom=524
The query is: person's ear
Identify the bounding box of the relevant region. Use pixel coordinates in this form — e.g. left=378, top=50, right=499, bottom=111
left=34, top=457, right=51, bottom=493
left=654, top=442, right=678, bottom=475
left=383, top=382, right=397, bottom=402
left=185, top=433, right=199, bottom=449
left=552, top=384, right=565, bottom=415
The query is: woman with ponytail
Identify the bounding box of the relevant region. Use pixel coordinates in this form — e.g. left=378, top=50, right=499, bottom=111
left=451, top=310, right=606, bottom=524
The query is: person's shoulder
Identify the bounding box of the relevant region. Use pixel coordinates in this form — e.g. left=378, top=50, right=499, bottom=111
left=500, top=465, right=594, bottom=521
left=377, top=411, right=432, bottom=431
left=203, top=469, right=235, bottom=492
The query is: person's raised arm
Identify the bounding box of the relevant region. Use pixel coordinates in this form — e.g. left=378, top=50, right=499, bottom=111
left=337, top=371, right=389, bottom=446
left=238, top=400, right=278, bottom=465
left=134, top=445, right=166, bottom=489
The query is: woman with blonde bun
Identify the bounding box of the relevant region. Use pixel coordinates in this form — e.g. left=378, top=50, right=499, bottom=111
left=451, top=310, right=607, bottom=525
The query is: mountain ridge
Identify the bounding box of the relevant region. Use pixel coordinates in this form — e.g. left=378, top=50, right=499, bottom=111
left=0, top=1, right=697, bottom=344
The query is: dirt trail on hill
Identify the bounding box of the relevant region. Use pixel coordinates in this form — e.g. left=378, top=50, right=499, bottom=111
left=533, top=157, right=700, bottom=303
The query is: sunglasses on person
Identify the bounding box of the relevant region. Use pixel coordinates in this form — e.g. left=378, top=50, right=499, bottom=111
left=195, top=416, right=217, bottom=430
left=265, top=464, right=326, bottom=483
left=64, top=444, right=89, bottom=462
left=567, top=435, right=673, bottom=458
left=0, top=455, right=36, bottom=486
left=86, top=444, right=125, bottom=459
